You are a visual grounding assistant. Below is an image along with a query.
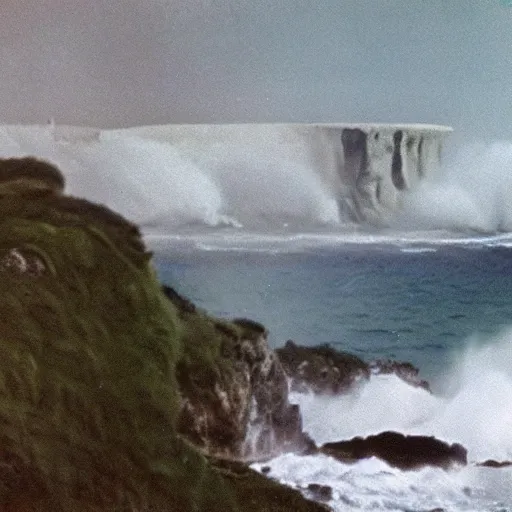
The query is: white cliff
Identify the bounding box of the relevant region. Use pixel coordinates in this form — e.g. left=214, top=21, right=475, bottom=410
left=112, top=123, right=452, bottom=225
left=0, top=122, right=452, bottom=229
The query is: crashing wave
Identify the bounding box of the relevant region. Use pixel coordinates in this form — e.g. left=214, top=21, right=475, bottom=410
left=0, top=122, right=455, bottom=234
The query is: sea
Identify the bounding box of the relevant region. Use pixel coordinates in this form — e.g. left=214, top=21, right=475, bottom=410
left=2, top=124, right=512, bottom=511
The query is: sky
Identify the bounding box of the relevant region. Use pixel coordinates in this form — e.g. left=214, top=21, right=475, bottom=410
left=0, top=0, right=511, bottom=137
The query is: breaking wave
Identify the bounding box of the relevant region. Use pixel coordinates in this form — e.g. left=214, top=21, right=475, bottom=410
left=1, top=124, right=512, bottom=238
left=395, top=141, right=512, bottom=233
left=254, top=329, right=512, bottom=511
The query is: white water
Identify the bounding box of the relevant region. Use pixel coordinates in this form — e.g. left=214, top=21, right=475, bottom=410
left=395, top=141, right=512, bottom=234
left=1, top=124, right=511, bottom=241
left=252, top=331, right=512, bottom=511
left=0, top=124, right=340, bottom=231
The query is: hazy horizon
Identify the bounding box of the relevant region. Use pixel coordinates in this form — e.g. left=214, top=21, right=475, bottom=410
left=1, top=1, right=511, bottom=138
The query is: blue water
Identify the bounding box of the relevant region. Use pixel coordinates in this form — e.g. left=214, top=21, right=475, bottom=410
left=154, top=244, right=512, bottom=381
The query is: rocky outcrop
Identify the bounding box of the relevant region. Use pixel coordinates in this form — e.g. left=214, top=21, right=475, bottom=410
left=369, top=359, right=431, bottom=392
left=276, top=340, right=430, bottom=394
left=170, top=310, right=311, bottom=459
left=321, top=431, right=467, bottom=470
left=276, top=340, right=369, bottom=394
left=0, top=157, right=328, bottom=512
left=305, top=484, right=333, bottom=502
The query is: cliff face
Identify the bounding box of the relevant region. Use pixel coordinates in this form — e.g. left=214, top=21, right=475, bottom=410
left=0, top=157, right=328, bottom=512
left=337, top=125, right=446, bottom=224
left=164, top=300, right=309, bottom=460
left=116, top=122, right=452, bottom=225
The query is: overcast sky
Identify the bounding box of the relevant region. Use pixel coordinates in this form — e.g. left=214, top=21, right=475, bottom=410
left=0, top=0, right=510, bottom=137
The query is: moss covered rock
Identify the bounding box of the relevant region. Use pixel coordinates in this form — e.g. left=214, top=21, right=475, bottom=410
left=0, top=157, right=328, bottom=511
left=163, top=287, right=310, bottom=460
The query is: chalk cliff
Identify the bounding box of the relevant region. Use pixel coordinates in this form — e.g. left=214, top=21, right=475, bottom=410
left=115, top=122, right=452, bottom=224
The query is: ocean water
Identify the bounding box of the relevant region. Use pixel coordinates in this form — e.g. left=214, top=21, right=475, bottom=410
left=154, top=241, right=512, bottom=512
left=154, top=243, right=512, bottom=381
left=3, top=123, right=512, bottom=511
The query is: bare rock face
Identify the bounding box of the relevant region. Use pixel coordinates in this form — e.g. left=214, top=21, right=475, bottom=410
left=276, top=340, right=369, bottom=394
left=369, top=359, right=431, bottom=392
left=321, top=431, right=467, bottom=470
left=164, top=294, right=309, bottom=460
left=476, top=460, right=512, bottom=468
left=305, top=484, right=333, bottom=502
left=276, top=340, right=431, bottom=394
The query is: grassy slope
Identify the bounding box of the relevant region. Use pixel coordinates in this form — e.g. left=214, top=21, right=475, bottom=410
left=0, top=166, right=329, bottom=511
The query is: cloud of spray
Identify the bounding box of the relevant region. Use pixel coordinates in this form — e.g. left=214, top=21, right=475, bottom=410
left=0, top=126, right=341, bottom=231
left=394, top=141, right=512, bottom=233
left=292, top=328, right=512, bottom=462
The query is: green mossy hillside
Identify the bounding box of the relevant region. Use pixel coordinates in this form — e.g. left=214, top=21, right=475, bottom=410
left=0, top=158, right=329, bottom=511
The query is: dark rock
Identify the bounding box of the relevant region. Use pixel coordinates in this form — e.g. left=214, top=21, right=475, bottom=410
left=173, top=316, right=311, bottom=460
left=306, top=484, right=333, bottom=502
left=476, top=459, right=512, bottom=468
left=261, top=466, right=271, bottom=474
left=276, top=341, right=431, bottom=395
left=276, top=340, right=369, bottom=394
left=321, top=431, right=467, bottom=470
left=369, top=359, right=431, bottom=392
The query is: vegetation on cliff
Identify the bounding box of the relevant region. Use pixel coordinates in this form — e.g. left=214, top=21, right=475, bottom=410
left=0, top=157, right=328, bottom=511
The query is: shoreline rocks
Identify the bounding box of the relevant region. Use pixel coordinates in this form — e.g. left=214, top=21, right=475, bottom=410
left=369, top=359, right=431, bottom=392
left=164, top=299, right=312, bottom=460
left=476, top=460, right=512, bottom=468
left=276, top=340, right=369, bottom=394
left=276, top=340, right=431, bottom=394
left=321, top=431, right=467, bottom=470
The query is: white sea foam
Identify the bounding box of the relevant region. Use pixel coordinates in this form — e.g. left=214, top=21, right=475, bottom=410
left=253, top=330, right=512, bottom=511
left=395, top=141, right=512, bottom=233
left=399, top=247, right=438, bottom=253
left=2, top=124, right=512, bottom=242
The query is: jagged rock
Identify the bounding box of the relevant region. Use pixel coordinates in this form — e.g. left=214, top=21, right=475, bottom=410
left=476, top=460, right=512, bottom=468
left=174, top=316, right=310, bottom=459
left=276, top=340, right=431, bottom=394
left=0, top=156, right=329, bottom=512
left=276, top=340, right=369, bottom=394
left=321, top=431, right=467, bottom=470
left=369, top=359, right=431, bottom=392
